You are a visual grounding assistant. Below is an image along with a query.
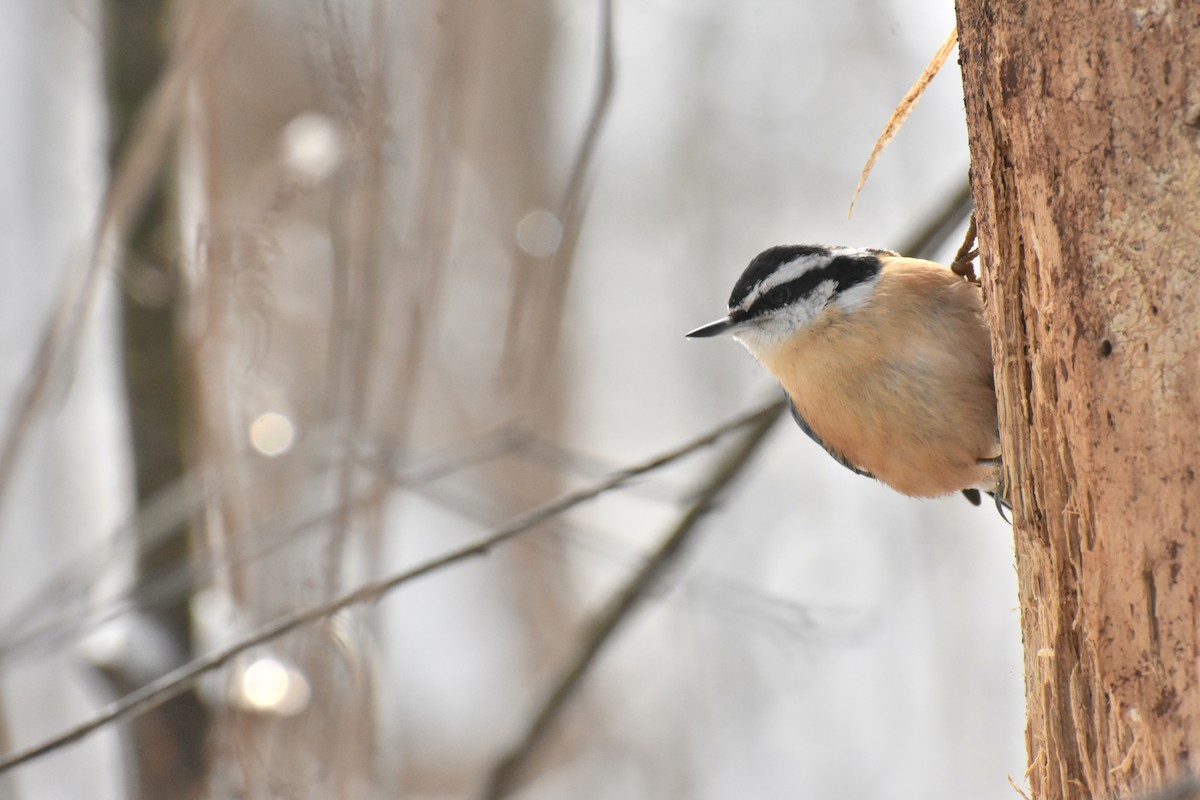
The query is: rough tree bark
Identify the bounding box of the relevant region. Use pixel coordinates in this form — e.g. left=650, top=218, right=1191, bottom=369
left=955, top=2, right=1200, bottom=799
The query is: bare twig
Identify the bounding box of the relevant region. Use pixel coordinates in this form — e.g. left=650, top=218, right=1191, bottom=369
left=479, top=402, right=784, bottom=800
left=0, top=398, right=784, bottom=775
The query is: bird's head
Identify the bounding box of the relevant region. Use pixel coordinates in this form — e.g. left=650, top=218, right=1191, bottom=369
left=686, top=244, right=889, bottom=353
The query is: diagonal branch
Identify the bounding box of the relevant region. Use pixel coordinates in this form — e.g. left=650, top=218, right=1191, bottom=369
left=0, top=398, right=784, bottom=775
left=478, top=400, right=784, bottom=800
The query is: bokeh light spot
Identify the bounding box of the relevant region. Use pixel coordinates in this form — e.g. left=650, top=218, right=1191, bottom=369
left=281, top=112, right=343, bottom=183
left=239, top=656, right=311, bottom=715
left=516, top=209, right=563, bottom=257
left=242, top=657, right=290, bottom=710
left=249, top=412, right=295, bottom=457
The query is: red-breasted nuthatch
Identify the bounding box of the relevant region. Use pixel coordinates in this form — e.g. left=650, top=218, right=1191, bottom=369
left=688, top=244, right=1006, bottom=509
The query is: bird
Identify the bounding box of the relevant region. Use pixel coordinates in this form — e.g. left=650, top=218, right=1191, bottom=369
left=687, top=243, right=1007, bottom=511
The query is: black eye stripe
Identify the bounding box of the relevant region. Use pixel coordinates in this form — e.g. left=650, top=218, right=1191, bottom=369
left=745, top=274, right=830, bottom=316
left=738, top=254, right=881, bottom=316
left=727, top=245, right=831, bottom=308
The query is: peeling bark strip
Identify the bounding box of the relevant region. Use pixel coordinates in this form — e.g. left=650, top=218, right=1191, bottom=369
left=954, top=3, right=1200, bottom=799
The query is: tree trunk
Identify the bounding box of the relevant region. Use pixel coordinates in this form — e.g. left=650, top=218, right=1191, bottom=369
left=104, top=1, right=210, bottom=795
left=955, top=3, right=1200, bottom=798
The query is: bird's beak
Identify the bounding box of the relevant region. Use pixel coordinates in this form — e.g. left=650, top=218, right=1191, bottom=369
left=686, top=316, right=737, bottom=338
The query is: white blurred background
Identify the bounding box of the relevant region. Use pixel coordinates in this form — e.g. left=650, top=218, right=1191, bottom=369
left=0, top=1, right=1023, bottom=798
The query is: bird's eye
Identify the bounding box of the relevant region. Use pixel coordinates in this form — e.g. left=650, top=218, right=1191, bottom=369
left=769, top=284, right=796, bottom=306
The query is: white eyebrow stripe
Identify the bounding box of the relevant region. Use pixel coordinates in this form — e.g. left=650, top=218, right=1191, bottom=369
left=736, top=257, right=812, bottom=309
left=734, top=246, right=875, bottom=311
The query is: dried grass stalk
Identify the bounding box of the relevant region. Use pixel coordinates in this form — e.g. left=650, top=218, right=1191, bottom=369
left=848, top=26, right=958, bottom=218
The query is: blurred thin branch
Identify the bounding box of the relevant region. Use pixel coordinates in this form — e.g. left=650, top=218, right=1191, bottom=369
left=0, top=0, right=241, bottom=529
left=479, top=400, right=783, bottom=800
left=898, top=180, right=973, bottom=260
left=0, top=426, right=526, bottom=663
left=0, top=414, right=709, bottom=666
left=504, top=0, right=615, bottom=400
left=413, top=467, right=867, bottom=650
left=559, top=0, right=615, bottom=221
left=318, top=0, right=394, bottom=601
left=0, top=398, right=783, bottom=775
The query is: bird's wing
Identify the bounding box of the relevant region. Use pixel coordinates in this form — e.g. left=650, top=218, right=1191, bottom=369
left=786, top=396, right=875, bottom=479
left=785, top=395, right=1006, bottom=517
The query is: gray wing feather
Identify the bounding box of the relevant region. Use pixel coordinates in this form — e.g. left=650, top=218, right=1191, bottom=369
left=786, top=396, right=875, bottom=479
left=786, top=395, right=1009, bottom=518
